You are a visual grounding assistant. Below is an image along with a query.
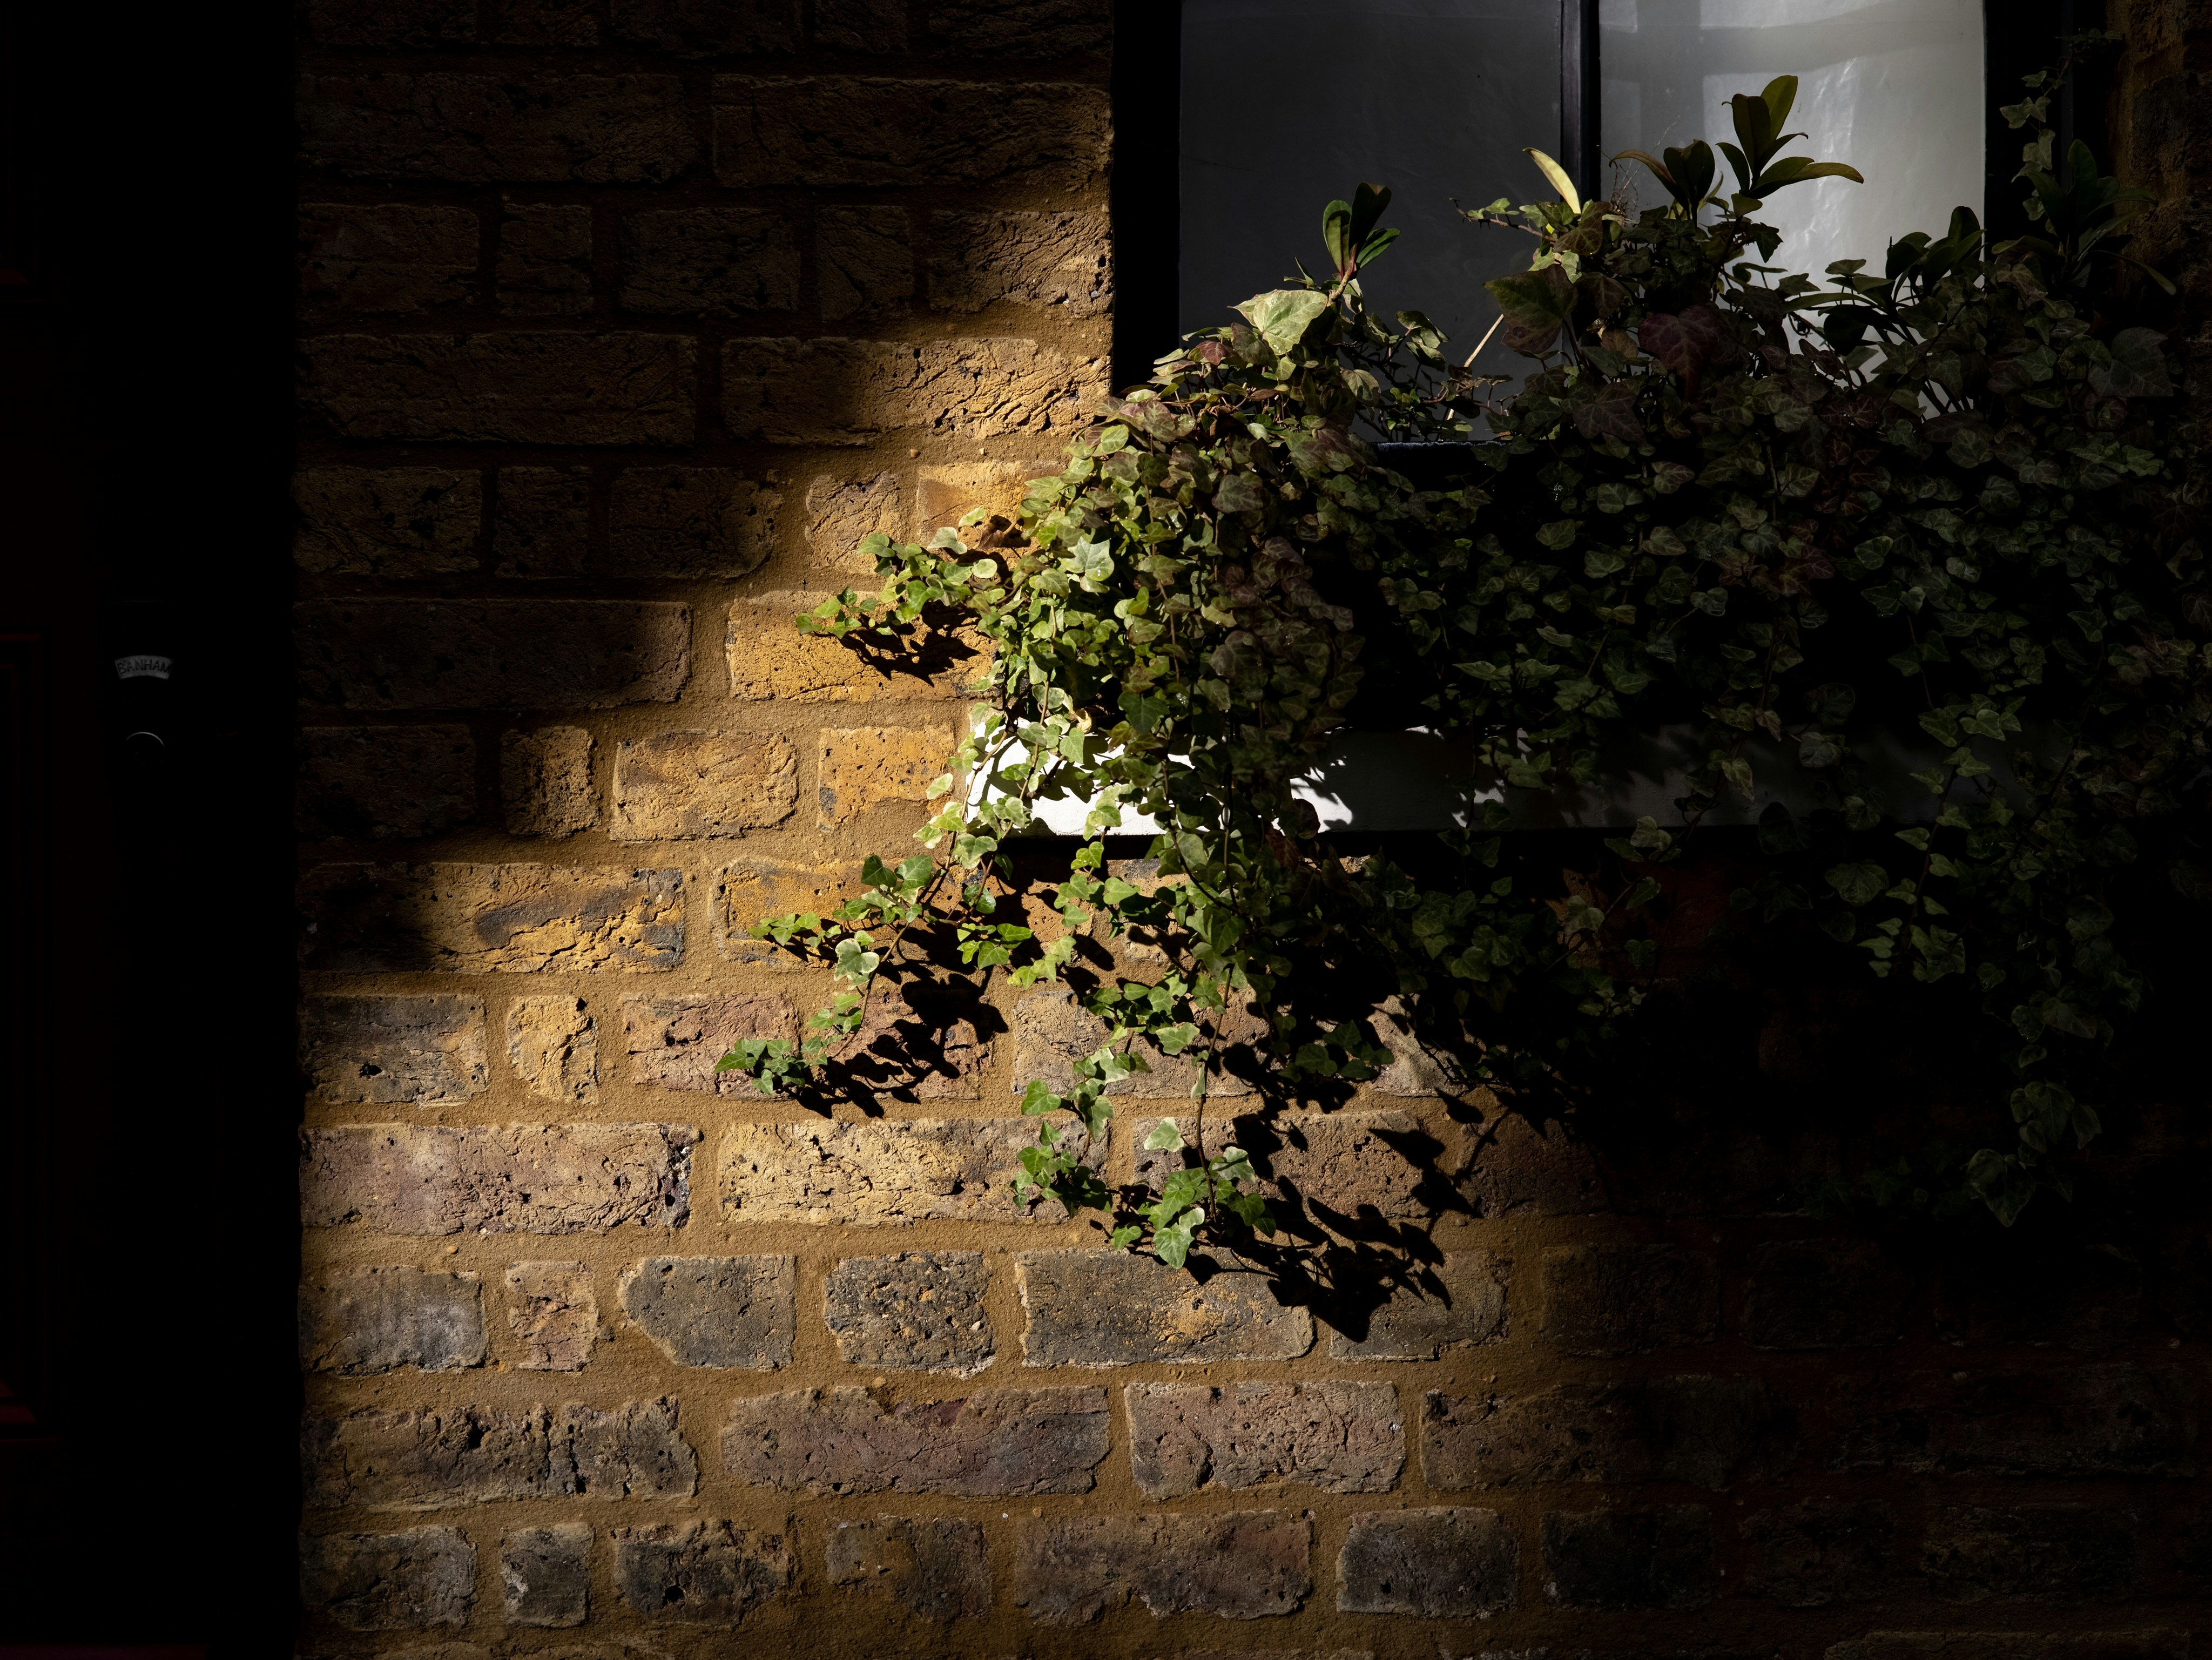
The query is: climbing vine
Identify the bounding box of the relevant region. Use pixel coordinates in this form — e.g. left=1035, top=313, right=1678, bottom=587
left=721, top=43, right=2207, bottom=1249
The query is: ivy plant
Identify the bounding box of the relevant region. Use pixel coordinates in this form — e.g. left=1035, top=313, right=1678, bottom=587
left=720, top=44, right=2204, bottom=1250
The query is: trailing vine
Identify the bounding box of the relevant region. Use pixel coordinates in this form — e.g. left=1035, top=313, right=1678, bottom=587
left=721, top=44, right=2206, bottom=1251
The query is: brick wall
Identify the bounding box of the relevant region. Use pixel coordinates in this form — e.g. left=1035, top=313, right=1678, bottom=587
left=293, top=4, right=2212, bottom=1656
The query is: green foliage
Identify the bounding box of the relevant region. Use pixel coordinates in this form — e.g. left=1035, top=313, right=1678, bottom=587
left=720, top=58, right=2204, bottom=1251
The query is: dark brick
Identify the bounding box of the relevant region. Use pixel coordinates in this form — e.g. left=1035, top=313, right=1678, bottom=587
left=825, top=1516, right=989, bottom=1621
left=813, top=0, right=906, bottom=49
left=611, top=1520, right=794, bottom=1623
left=300, top=1528, right=475, bottom=1630
left=824, top=1251, right=994, bottom=1376
left=292, top=467, right=480, bottom=577
left=1741, top=1499, right=1897, bottom=1606
left=611, top=0, right=798, bottom=54
left=1826, top=1636, right=2189, bottom=1660
left=1743, top=1237, right=1911, bottom=1349
left=298, top=725, right=475, bottom=839
left=1015, top=1248, right=1313, bottom=1366
left=925, top=0, right=1109, bottom=56
left=1922, top=1505, right=2139, bottom=1603
left=494, top=468, right=592, bottom=579
left=622, top=993, right=796, bottom=1092
left=501, top=731, right=599, bottom=838
left=1014, top=1511, right=1310, bottom=1624
left=1135, top=1109, right=1427, bottom=1218
left=502, top=1522, right=590, bottom=1627
left=299, top=994, right=488, bottom=1105
left=497, top=203, right=593, bottom=315
left=296, top=598, right=688, bottom=711
left=711, top=77, right=1108, bottom=190
left=305, top=0, right=474, bottom=45
left=299, top=333, right=695, bottom=444
left=928, top=208, right=1108, bottom=316
left=1932, top=1243, right=2144, bottom=1351
left=298, top=863, right=685, bottom=974
left=1829, top=1365, right=2196, bottom=1477
left=608, top=467, right=780, bottom=577
left=1126, top=1380, right=1402, bottom=1498
left=1336, top=1507, right=1516, bottom=1618
left=301, top=1121, right=698, bottom=1234
left=490, top=0, right=599, bottom=43
left=298, top=73, right=694, bottom=183
left=1328, top=1251, right=1507, bottom=1360
left=723, top=335, right=1101, bottom=446
left=620, top=208, right=800, bottom=314
left=1455, top=1103, right=1609, bottom=1216
left=1539, top=1244, right=1718, bottom=1356
left=821, top=205, right=913, bottom=322
left=1542, top=1507, right=1715, bottom=1610
left=300, top=204, right=477, bottom=313
left=506, top=1260, right=599, bottom=1371
left=618, top=1254, right=794, bottom=1368
left=299, top=1267, right=485, bottom=1375
left=721, top=1386, right=1108, bottom=1495
left=304, top=1397, right=698, bottom=1508
left=1424, top=1375, right=1797, bottom=1491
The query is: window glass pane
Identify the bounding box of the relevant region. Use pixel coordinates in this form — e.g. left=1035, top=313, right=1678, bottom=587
left=1181, top=0, right=1560, bottom=379
left=1600, top=0, right=1984, bottom=279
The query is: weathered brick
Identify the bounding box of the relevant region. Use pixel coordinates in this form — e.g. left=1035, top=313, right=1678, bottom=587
left=490, top=0, right=598, bottom=43
left=293, top=467, right=480, bottom=577
left=725, top=336, right=1103, bottom=446
left=1743, top=1237, right=1911, bottom=1350
left=301, top=1122, right=698, bottom=1235
left=502, top=1522, right=590, bottom=1627
left=818, top=724, right=953, bottom=827
left=1825, top=1635, right=2189, bottom=1660
left=1742, top=1499, right=1897, bottom=1606
left=296, top=598, right=689, bottom=710
left=301, top=994, right=490, bottom=1105
left=304, top=1398, right=697, bottom=1508
left=1328, top=1251, right=1506, bottom=1360
left=612, top=1520, right=794, bottom=1623
left=1921, top=1505, right=2139, bottom=1603
left=300, top=1267, right=485, bottom=1376
left=1422, top=1376, right=1797, bottom=1491
left=1126, top=1381, right=1401, bottom=1498
left=611, top=0, right=797, bottom=53
left=1016, top=1249, right=1313, bottom=1366
left=300, top=204, right=478, bottom=314
left=1541, top=1507, right=1715, bottom=1610
left=914, top=457, right=1039, bottom=539
left=505, top=1260, right=599, bottom=1370
left=1336, top=1508, right=1516, bottom=1618
left=711, top=77, right=1107, bottom=190
left=1017, top=986, right=1258, bottom=1102
left=722, top=1119, right=1095, bottom=1226
left=1933, top=1243, right=2144, bottom=1351
left=716, top=856, right=859, bottom=963
left=1538, top=1243, right=1719, bottom=1356
left=493, top=468, right=591, bottom=579
left=300, top=1528, right=475, bottom=1630
left=500, top=727, right=599, bottom=838
left=821, top=205, right=913, bottom=322
left=824, top=1251, right=994, bottom=1375
left=1134, top=1109, right=1424, bottom=1213
left=1014, top=1511, right=1310, bottom=1624
left=505, top=995, right=599, bottom=1102
left=619, top=209, right=799, bottom=314
left=833, top=979, right=993, bottom=1102
left=299, top=725, right=476, bottom=839
left=305, top=0, right=474, bottom=45
left=1455, top=1101, right=1609, bottom=1216
left=825, top=1516, right=988, bottom=1620
left=609, top=468, right=780, bottom=578
left=299, top=74, right=694, bottom=183
left=298, top=863, right=684, bottom=973
left=814, top=0, right=906, bottom=50
left=497, top=203, right=593, bottom=315
left=724, top=1386, right=1108, bottom=1494
left=300, top=334, right=694, bottom=444
left=929, top=210, right=1109, bottom=316
left=623, top=993, right=797, bottom=1094
left=1828, top=1365, right=2197, bottom=1477
left=610, top=730, right=797, bottom=839
left=619, top=1255, right=794, bottom=1368
left=805, top=470, right=903, bottom=569
left=727, top=595, right=980, bottom=701
left=925, top=0, right=1110, bottom=55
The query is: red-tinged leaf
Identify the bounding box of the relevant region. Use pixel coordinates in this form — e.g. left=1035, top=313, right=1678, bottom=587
left=1638, top=304, right=1732, bottom=392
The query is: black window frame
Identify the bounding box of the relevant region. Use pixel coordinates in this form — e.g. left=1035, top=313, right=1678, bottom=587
left=1112, top=0, right=2108, bottom=389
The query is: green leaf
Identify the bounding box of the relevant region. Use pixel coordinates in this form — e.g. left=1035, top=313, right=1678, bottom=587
left=1485, top=264, right=1576, bottom=356
left=1522, top=147, right=1582, bottom=213
left=2089, top=327, right=2172, bottom=397
left=1142, top=1117, right=1184, bottom=1152
left=1825, top=862, right=1889, bottom=906
left=1237, top=289, right=1334, bottom=356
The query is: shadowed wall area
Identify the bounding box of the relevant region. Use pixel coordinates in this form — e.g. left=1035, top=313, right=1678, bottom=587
left=291, top=2, right=2212, bottom=1657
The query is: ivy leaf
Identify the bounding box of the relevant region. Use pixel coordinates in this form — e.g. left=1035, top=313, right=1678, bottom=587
left=1236, top=289, right=1333, bottom=356
left=1637, top=305, right=1731, bottom=392
left=1485, top=264, right=1576, bottom=356
left=1142, top=1117, right=1184, bottom=1151
left=1825, top=862, right=1889, bottom=906
left=2089, top=327, right=2172, bottom=397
